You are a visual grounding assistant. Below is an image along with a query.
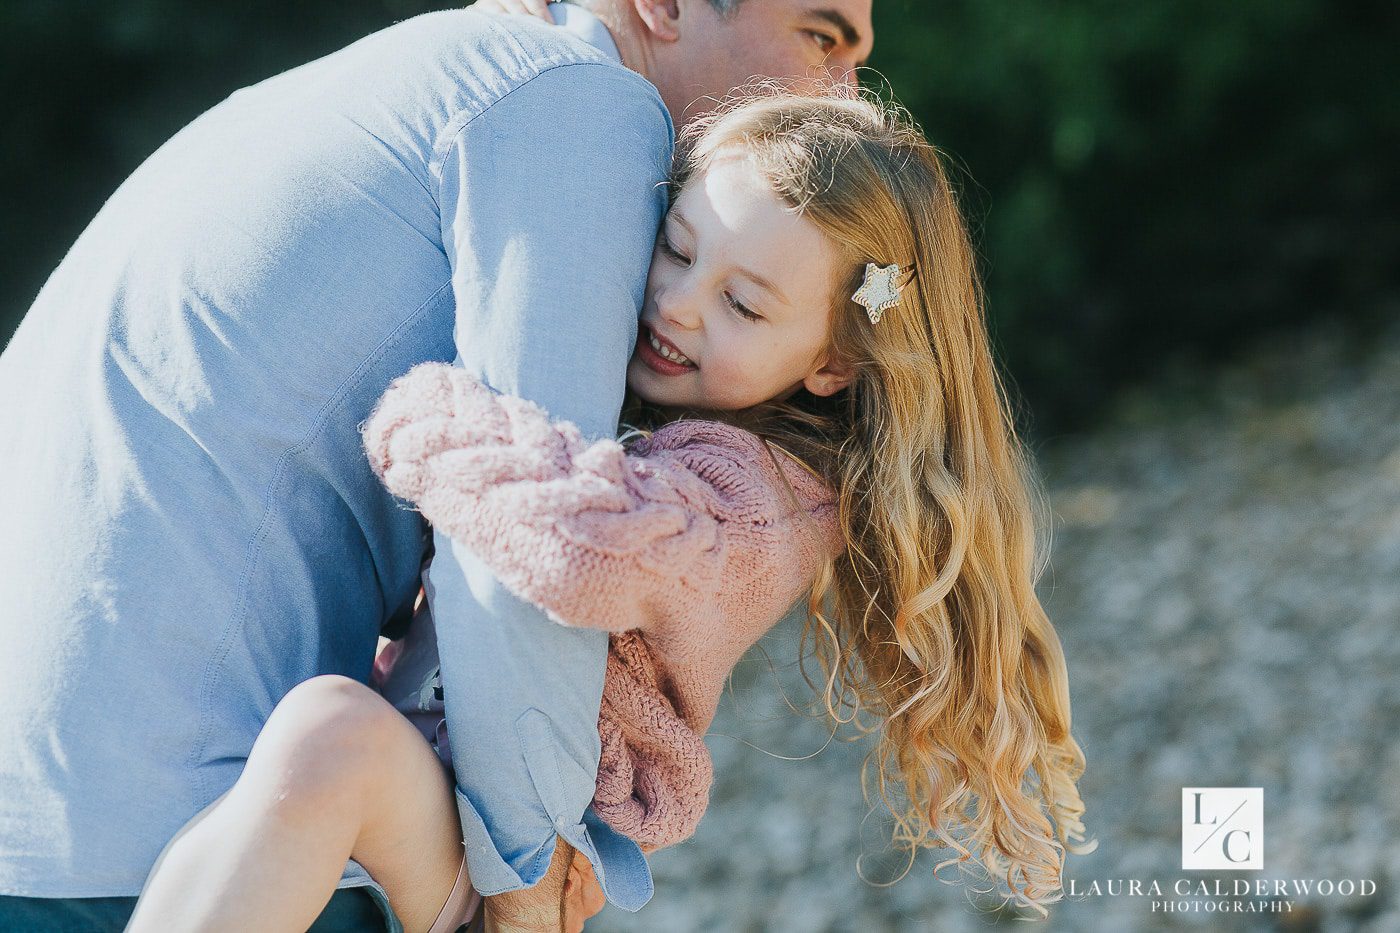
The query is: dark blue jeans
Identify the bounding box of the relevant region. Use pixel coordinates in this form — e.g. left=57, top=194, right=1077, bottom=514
left=0, top=887, right=392, bottom=932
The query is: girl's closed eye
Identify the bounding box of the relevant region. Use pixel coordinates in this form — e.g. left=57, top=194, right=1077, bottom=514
left=725, top=292, right=762, bottom=322
left=659, top=232, right=690, bottom=266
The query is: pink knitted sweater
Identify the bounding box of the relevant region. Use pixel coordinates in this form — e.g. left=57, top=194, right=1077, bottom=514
left=362, top=362, right=843, bottom=849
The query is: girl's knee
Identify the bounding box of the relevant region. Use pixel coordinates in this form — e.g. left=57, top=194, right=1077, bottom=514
left=279, top=674, right=382, bottom=718
left=261, top=675, right=401, bottom=785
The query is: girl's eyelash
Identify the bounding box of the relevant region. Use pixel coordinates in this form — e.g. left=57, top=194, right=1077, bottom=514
left=726, top=292, right=761, bottom=321
left=660, top=235, right=689, bottom=264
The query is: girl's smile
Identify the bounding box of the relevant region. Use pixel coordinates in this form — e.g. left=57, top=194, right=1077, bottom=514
left=635, top=324, right=698, bottom=375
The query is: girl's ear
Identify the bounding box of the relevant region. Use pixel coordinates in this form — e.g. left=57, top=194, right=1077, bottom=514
left=803, top=357, right=856, bottom=398
left=633, top=0, right=682, bottom=42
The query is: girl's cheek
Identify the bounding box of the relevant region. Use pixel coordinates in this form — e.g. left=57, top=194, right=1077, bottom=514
left=641, top=259, right=664, bottom=305
left=701, top=360, right=742, bottom=406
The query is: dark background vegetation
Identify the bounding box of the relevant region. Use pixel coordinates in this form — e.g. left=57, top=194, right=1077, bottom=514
left=3, top=0, right=1395, bottom=436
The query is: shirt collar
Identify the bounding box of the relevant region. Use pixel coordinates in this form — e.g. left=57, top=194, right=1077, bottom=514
left=548, top=1, right=623, bottom=65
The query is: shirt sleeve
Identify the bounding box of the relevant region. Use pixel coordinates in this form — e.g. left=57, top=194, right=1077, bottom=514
left=418, top=61, right=672, bottom=910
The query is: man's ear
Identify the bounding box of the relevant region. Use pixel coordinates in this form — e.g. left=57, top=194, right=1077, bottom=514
left=634, top=0, right=682, bottom=42
left=803, top=356, right=856, bottom=398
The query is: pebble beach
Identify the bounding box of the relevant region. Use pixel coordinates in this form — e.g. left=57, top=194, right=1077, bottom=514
left=593, top=317, right=1400, bottom=932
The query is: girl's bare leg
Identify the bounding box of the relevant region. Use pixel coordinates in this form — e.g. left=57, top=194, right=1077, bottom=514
left=127, top=674, right=467, bottom=933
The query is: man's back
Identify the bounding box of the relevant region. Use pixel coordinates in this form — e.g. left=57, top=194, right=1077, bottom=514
left=0, top=8, right=670, bottom=897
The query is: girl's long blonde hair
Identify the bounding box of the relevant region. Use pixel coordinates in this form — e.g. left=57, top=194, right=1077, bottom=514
left=622, top=89, right=1096, bottom=916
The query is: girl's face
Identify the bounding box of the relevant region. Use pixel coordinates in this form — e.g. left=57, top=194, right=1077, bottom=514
left=626, top=152, right=854, bottom=412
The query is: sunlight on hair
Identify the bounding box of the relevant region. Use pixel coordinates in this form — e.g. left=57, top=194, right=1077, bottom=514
left=619, top=85, right=1097, bottom=917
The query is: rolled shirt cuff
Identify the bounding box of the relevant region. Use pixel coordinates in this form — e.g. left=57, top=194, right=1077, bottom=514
left=453, top=786, right=654, bottom=912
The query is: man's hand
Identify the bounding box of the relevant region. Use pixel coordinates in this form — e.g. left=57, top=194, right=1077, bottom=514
left=468, top=0, right=553, bottom=22
left=482, top=838, right=605, bottom=933
left=562, top=846, right=606, bottom=932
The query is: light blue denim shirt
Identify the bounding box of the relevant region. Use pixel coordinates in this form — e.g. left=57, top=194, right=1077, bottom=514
left=0, top=3, right=672, bottom=921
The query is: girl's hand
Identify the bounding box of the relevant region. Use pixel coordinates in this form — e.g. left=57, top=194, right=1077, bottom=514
left=468, top=0, right=553, bottom=22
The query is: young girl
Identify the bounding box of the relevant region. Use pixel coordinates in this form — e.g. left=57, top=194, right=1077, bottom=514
left=127, top=90, right=1094, bottom=932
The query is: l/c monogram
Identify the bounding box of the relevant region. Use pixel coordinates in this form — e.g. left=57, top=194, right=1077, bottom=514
left=1190, top=791, right=1252, bottom=862
left=1181, top=787, right=1264, bottom=870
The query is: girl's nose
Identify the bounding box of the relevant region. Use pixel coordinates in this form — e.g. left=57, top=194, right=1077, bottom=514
left=656, top=283, right=702, bottom=332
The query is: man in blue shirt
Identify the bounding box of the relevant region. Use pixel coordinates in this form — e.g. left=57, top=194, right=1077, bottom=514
left=0, top=0, right=871, bottom=928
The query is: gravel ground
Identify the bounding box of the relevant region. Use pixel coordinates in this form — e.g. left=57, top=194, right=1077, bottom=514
left=590, top=317, right=1400, bottom=933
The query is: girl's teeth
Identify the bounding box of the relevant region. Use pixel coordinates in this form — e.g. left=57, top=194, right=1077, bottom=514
left=648, top=331, right=691, bottom=365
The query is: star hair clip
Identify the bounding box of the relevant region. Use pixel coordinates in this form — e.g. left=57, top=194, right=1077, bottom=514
left=851, top=261, right=904, bottom=325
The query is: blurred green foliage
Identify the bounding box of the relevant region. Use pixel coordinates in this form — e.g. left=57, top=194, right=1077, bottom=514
left=874, top=0, right=1397, bottom=432
left=3, top=0, right=1395, bottom=433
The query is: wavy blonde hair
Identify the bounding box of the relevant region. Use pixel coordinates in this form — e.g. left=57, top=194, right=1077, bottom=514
left=620, top=89, right=1096, bottom=916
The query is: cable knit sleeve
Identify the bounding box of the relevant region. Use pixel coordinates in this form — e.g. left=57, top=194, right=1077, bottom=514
left=361, top=362, right=840, bottom=659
